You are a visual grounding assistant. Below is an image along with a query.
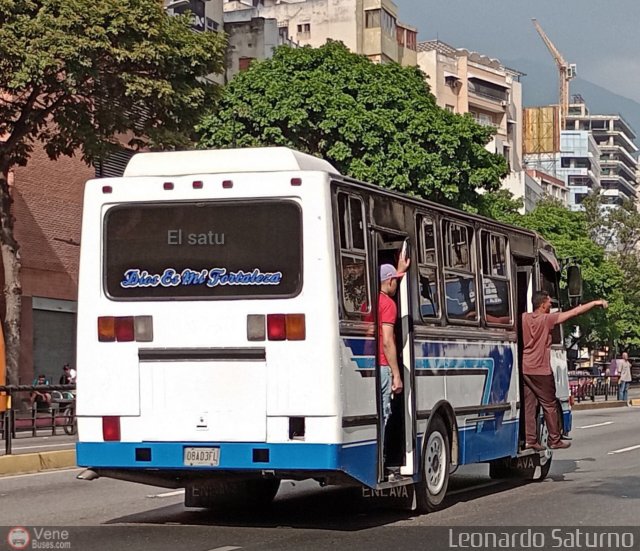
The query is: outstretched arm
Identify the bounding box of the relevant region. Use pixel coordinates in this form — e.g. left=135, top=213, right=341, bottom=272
left=557, top=299, right=607, bottom=324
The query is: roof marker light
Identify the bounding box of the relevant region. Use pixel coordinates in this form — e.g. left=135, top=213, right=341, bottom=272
left=222, top=180, right=233, bottom=189
left=102, top=186, right=113, bottom=194
left=291, top=178, right=302, bottom=186
left=163, top=182, right=174, bottom=190
left=192, top=180, right=203, bottom=189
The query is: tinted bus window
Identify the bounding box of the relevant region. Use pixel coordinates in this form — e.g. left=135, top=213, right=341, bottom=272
left=417, top=216, right=440, bottom=319
left=105, top=200, right=302, bottom=299
left=443, top=221, right=477, bottom=322
left=481, top=232, right=512, bottom=324
left=337, top=193, right=370, bottom=315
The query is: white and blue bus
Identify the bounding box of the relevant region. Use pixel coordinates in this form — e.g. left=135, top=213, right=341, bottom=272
left=76, top=147, right=574, bottom=512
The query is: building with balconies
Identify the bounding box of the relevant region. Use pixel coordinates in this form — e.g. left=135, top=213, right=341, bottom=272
left=417, top=40, right=529, bottom=207
left=223, top=0, right=417, bottom=66
left=523, top=104, right=603, bottom=211
left=566, top=98, right=638, bottom=207
left=526, top=169, right=568, bottom=206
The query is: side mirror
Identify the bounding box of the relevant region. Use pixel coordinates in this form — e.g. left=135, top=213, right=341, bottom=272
left=567, top=265, right=582, bottom=307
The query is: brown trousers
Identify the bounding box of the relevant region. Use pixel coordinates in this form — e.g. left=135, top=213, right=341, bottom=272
left=523, top=374, right=562, bottom=446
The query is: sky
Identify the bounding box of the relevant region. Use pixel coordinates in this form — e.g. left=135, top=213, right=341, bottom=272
left=395, top=0, right=640, bottom=104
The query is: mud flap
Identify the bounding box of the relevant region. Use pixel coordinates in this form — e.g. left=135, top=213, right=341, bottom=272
left=185, top=478, right=280, bottom=509
left=359, top=483, right=415, bottom=510
left=492, top=450, right=552, bottom=481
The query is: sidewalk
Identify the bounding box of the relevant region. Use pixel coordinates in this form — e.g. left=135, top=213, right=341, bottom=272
left=571, top=382, right=640, bottom=411
left=0, top=434, right=77, bottom=477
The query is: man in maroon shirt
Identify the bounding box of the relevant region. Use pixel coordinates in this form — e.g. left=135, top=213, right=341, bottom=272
left=523, top=290, right=607, bottom=451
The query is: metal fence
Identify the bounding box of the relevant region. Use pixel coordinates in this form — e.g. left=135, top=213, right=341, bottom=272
left=0, top=384, right=76, bottom=455
left=569, top=375, right=619, bottom=403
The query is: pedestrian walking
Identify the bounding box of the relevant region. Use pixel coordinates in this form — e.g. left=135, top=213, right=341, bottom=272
left=617, top=352, right=632, bottom=403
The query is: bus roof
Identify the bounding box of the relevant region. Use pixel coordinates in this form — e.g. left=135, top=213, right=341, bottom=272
left=123, top=147, right=339, bottom=177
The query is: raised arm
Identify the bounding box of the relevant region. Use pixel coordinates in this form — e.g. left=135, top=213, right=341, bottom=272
left=556, top=299, right=608, bottom=325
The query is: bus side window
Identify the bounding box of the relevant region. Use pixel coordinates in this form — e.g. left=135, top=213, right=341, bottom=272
left=337, top=193, right=370, bottom=316
left=417, top=215, right=440, bottom=320
left=443, top=221, right=477, bottom=322
left=480, top=232, right=512, bottom=325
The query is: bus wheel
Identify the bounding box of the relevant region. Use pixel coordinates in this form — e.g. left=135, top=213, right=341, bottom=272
left=534, top=419, right=552, bottom=482
left=415, top=416, right=450, bottom=513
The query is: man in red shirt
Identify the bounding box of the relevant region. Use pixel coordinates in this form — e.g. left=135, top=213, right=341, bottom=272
left=523, top=290, right=607, bottom=451
left=378, top=261, right=409, bottom=427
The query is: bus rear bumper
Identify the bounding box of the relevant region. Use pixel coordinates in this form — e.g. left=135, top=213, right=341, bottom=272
left=77, top=441, right=340, bottom=471
left=77, top=440, right=379, bottom=487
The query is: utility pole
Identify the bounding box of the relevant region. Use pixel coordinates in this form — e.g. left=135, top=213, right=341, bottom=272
left=532, top=18, right=576, bottom=131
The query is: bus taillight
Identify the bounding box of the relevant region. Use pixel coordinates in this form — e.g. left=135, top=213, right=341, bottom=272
left=247, top=314, right=266, bottom=341
left=98, top=317, right=116, bottom=342
left=102, top=416, right=121, bottom=441
left=98, top=316, right=154, bottom=342
left=259, top=314, right=305, bottom=341
left=285, top=314, right=306, bottom=340
left=115, top=317, right=134, bottom=342
left=267, top=314, right=286, bottom=341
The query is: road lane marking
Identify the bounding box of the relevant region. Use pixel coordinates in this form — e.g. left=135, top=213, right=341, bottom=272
left=608, top=444, right=640, bottom=455
left=206, top=547, right=242, bottom=551
left=147, top=489, right=185, bottom=498
left=578, top=421, right=613, bottom=429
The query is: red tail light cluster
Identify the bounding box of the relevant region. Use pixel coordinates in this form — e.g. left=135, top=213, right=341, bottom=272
left=247, top=314, right=306, bottom=341
left=98, top=316, right=153, bottom=342
left=102, top=416, right=121, bottom=441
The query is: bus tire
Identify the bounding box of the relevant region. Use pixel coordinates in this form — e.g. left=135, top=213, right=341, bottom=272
left=415, top=416, right=450, bottom=513
left=534, top=418, right=552, bottom=482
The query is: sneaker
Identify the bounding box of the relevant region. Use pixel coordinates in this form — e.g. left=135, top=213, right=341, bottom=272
left=385, top=466, right=401, bottom=481
left=525, top=442, right=545, bottom=452
left=549, top=441, right=571, bottom=450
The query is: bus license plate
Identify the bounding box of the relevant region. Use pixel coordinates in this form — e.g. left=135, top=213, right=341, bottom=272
left=183, top=447, right=220, bottom=467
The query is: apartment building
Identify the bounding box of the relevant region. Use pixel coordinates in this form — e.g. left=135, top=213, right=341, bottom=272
left=223, top=0, right=417, bottom=66
left=566, top=98, right=638, bottom=207
left=417, top=40, right=530, bottom=208
left=165, top=0, right=225, bottom=83
left=225, top=17, right=298, bottom=82
left=526, top=169, right=568, bottom=206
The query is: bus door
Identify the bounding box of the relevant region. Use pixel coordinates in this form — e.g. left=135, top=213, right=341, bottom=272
left=371, top=229, right=416, bottom=481
left=515, top=262, right=532, bottom=448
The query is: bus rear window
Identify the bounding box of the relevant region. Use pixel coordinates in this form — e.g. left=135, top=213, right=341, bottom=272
left=104, top=201, right=302, bottom=299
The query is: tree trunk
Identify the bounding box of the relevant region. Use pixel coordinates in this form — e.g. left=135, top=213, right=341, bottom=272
left=0, top=166, right=21, bottom=385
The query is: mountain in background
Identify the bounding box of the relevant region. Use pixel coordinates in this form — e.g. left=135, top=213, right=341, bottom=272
left=504, top=58, right=640, bottom=145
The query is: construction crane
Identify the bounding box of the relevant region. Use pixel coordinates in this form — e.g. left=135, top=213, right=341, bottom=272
left=532, top=18, right=576, bottom=131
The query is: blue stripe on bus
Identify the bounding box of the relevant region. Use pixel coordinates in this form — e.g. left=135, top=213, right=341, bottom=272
left=77, top=441, right=342, bottom=471
left=344, top=338, right=514, bottom=407
left=457, top=419, right=519, bottom=463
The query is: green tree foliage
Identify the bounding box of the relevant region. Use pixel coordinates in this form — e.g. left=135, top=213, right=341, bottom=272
left=470, top=189, right=523, bottom=226
left=581, top=193, right=640, bottom=349
left=198, top=41, right=508, bottom=206
left=0, top=0, right=226, bottom=383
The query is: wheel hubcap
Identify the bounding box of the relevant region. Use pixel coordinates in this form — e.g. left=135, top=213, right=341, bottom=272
left=426, top=431, right=446, bottom=494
